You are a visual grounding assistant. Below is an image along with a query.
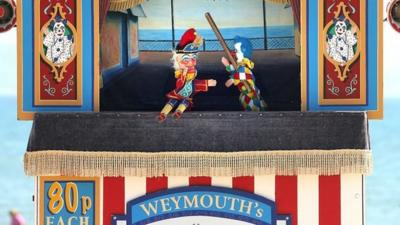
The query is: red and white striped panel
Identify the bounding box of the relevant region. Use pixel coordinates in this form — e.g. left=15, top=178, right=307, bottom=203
left=102, top=175, right=364, bottom=225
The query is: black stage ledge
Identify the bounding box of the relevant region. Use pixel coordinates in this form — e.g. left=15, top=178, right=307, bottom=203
left=24, top=112, right=372, bottom=177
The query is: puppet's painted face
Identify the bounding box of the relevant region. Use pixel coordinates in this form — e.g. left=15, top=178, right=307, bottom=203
left=234, top=42, right=244, bottom=62
left=177, top=53, right=197, bottom=70
left=53, top=22, right=66, bottom=37
left=335, top=20, right=348, bottom=36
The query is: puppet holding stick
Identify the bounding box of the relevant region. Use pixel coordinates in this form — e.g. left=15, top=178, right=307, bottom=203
left=205, top=13, right=267, bottom=111
left=159, top=28, right=217, bottom=121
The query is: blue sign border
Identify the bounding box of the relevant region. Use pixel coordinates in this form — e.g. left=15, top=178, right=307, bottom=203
left=113, top=186, right=291, bottom=225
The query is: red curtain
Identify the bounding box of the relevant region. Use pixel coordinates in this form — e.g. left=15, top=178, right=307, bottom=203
left=99, top=0, right=111, bottom=32
left=290, top=0, right=301, bottom=31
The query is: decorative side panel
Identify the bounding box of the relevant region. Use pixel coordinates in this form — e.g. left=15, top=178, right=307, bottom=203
left=318, top=0, right=366, bottom=105
left=18, top=0, right=99, bottom=120
left=34, top=0, right=82, bottom=106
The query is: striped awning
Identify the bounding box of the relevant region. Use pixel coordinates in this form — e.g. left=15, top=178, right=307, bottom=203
left=109, top=0, right=145, bottom=11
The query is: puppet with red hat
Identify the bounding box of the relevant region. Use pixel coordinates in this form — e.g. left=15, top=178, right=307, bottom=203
left=159, top=28, right=217, bottom=121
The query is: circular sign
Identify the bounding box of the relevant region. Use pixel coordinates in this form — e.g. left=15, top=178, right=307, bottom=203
left=388, top=0, right=400, bottom=33
left=0, top=0, right=16, bottom=33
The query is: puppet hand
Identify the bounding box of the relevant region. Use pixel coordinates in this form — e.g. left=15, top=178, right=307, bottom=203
left=221, top=57, right=230, bottom=67
left=208, top=79, right=217, bottom=87
left=225, top=79, right=234, bottom=87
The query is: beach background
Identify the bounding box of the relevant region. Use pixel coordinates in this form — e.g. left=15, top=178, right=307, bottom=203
left=1, top=1, right=400, bottom=225
left=138, top=0, right=296, bottom=51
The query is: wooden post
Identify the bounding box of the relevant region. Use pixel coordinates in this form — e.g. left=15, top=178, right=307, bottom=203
left=205, top=12, right=252, bottom=91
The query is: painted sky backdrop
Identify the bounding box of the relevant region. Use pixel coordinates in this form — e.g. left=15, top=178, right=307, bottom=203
left=0, top=1, right=399, bottom=97
left=139, top=0, right=294, bottom=29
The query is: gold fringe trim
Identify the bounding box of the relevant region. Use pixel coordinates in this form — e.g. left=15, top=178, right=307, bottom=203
left=109, top=0, right=145, bottom=11
left=24, top=150, right=372, bottom=177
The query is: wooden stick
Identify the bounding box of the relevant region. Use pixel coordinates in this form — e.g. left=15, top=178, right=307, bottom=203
left=205, top=12, right=253, bottom=92
left=205, top=12, right=238, bottom=69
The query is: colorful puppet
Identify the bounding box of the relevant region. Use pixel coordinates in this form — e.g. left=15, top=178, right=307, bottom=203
left=159, top=28, right=217, bottom=121
left=222, top=36, right=267, bottom=111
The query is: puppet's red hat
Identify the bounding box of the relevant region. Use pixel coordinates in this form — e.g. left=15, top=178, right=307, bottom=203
left=176, top=28, right=203, bottom=53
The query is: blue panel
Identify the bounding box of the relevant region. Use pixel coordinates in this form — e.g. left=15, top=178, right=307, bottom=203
left=22, top=0, right=33, bottom=112
left=307, top=0, right=379, bottom=111
left=22, top=0, right=94, bottom=112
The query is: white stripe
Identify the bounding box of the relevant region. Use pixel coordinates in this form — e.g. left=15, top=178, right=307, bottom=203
left=341, top=174, right=363, bottom=225
left=168, top=176, right=189, bottom=188
left=34, top=177, right=38, bottom=225
left=125, top=177, right=146, bottom=205
left=211, top=176, right=232, bottom=188
left=297, top=175, right=319, bottom=225
left=254, top=175, right=275, bottom=201
left=99, top=177, right=103, bottom=225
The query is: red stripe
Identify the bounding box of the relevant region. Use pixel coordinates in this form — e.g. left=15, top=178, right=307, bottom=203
left=103, top=177, right=125, bottom=225
left=189, top=176, right=212, bottom=186
left=275, top=176, right=297, bottom=225
left=146, top=176, right=168, bottom=194
left=232, top=176, right=254, bottom=193
left=319, top=175, right=341, bottom=225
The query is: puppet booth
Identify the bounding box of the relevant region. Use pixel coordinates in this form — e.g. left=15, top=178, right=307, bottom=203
left=11, top=0, right=383, bottom=225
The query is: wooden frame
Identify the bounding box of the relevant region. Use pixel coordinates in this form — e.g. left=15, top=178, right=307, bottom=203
left=300, top=0, right=384, bottom=119
left=17, top=0, right=100, bottom=119
left=17, top=0, right=382, bottom=119
left=34, top=1, right=82, bottom=106
left=318, top=0, right=367, bottom=105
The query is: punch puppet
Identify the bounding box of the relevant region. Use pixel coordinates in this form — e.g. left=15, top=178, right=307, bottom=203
left=221, top=36, right=267, bottom=111
left=205, top=13, right=266, bottom=111
left=159, top=28, right=217, bottom=121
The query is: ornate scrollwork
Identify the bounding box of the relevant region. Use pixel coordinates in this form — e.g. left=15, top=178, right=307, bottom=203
left=43, top=75, right=56, bottom=96
left=40, top=3, right=77, bottom=83
left=345, top=74, right=358, bottom=96
left=326, top=74, right=339, bottom=96
left=61, top=75, right=74, bottom=96
left=44, top=0, right=73, bottom=15
left=324, top=2, right=360, bottom=82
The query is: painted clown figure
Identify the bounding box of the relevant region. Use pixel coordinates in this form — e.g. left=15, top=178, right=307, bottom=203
left=222, top=36, right=267, bottom=111
left=43, top=16, right=74, bottom=65
left=159, top=28, right=217, bottom=121
left=326, top=16, right=358, bottom=65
